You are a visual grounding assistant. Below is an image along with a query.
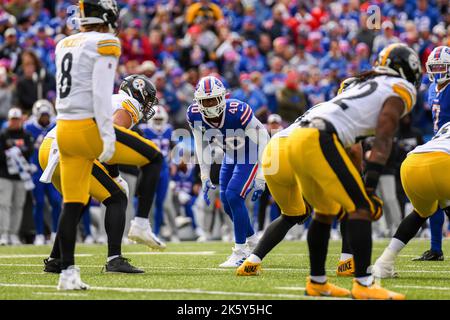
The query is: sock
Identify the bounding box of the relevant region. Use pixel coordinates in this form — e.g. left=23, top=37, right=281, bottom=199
left=246, top=233, right=258, bottom=244
left=103, top=192, right=127, bottom=258
left=310, top=275, right=327, bottom=284
left=235, top=243, right=246, bottom=250
left=430, top=209, right=444, bottom=253
left=136, top=155, right=163, bottom=219
left=356, top=275, right=374, bottom=286
left=340, top=253, right=353, bottom=261
left=253, top=215, right=298, bottom=260
left=225, top=189, right=252, bottom=244
left=393, top=211, right=427, bottom=245
left=134, top=216, right=149, bottom=227
left=387, top=238, right=406, bottom=254
left=58, top=203, right=84, bottom=269
left=247, top=254, right=261, bottom=263
left=340, top=218, right=352, bottom=256
left=346, top=219, right=371, bottom=278
left=107, top=255, right=120, bottom=262
left=307, top=219, right=331, bottom=277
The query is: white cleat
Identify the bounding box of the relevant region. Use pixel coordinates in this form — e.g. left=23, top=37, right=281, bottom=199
left=128, top=219, right=166, bottom=250
left=219, top=247, right=249, bottom=268
left=57, top=266, right=90, bottom=291
left=372, top=259, right=398, bottom=278
left=83, top=235, right=95, bottom=244
left=0, top=234, right=9, bottom=246
left=10, top=235, right=21, bottom=245
left=34, top=234, right=45, bottom=246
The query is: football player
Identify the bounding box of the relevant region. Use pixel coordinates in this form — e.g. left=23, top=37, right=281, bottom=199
left=373, top=46, right=450, bottom=276
left=140, top=105, right=173, bottom=237
left=187, top=76, right=270, bottom=267
left=24, top=100, right=61, bottom=245
left=250, top=43, right=420, bottom=299
left=41, top=75, right=164, bottom=276
left=412, top=46, right=450, bottom=261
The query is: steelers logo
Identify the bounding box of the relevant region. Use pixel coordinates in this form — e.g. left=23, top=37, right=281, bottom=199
left=408, top=53, right=420, bottom=70
left=133, top=78, right=146, bottom=91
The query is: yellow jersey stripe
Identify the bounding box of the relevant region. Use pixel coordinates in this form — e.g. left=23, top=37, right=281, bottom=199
left=121, top=100, right=139, bottom=124
left=98, top=40, right=120, bottom=46
left=392, top=83, right=413, bottom=112
left=97, top=45, right=121, bottom=58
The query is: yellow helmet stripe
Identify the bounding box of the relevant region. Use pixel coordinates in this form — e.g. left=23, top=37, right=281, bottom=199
left=79, top=0, right=85, bottom=18
left=381, top=43, right=399, bottom=66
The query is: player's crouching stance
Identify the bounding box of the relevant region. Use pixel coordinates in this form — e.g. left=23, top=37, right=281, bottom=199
left=241, top=43, right=420, bottom=299
left=373, top=47, right=450, bottom=278
left=187, top=76, right=270, bottom=267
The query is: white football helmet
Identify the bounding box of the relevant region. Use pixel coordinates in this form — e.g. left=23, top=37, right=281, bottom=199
left=426, top=46, right=450, bottom=84
left=194, top=76, right=227, bottom=118
left=32, top=99, right=55, bottom=118
left=148, top=105, right=168, bottom=131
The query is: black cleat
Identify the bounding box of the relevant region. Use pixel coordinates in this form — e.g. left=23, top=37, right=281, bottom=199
left=412, top=250, right=444, bottom=261
left=104, top=256, right=145, bottom=273
left=43, top=258, right=62, bottom=273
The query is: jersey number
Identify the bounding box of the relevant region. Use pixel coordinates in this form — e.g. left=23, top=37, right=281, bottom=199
left=333, top=81, right=378, bottom=110
left=59, top=53, right=73, bottom=99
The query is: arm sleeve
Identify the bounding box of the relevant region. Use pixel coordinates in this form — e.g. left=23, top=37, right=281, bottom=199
left=92, top=55, right=117, bottom=145
left=191, top=125, right=211, bottom=183
left=245, top=116, right=270, bottom=180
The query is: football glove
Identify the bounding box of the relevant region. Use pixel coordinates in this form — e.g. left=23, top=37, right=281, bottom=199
left=369, top=194, right=383, bottom=221
left=113, top=175, right=129, bottom=198
left=98, top=138, right=115, bottom=163
left=202, top=179, right=216, bottom=206
left=251, top=178, right=265, bottom=202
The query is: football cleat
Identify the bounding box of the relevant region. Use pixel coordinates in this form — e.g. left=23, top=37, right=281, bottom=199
left=44, top=258, right=62, bottom=274
left=236, top=260, right=261, bottom=276
left=34, top=234, right=45, bottom=245
left=104, top=256, right=144, bottom=274
left=411, top=250, right=444, bottom=261
left=219, top=247, right=249, bottom=268
left=57, top=266, right=90, bottom=291
left=128, top=219, right=166, bottom=250
left=372, top=258, right=398, bottom=278
left=336, top=257, right=354, bottom=277
left=351, top=279, right=405, bottom=300
left=305, top=277, right=351, bottom=297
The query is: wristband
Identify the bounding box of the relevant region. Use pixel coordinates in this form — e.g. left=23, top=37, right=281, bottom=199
left=364, top=161, right=384, bottom=191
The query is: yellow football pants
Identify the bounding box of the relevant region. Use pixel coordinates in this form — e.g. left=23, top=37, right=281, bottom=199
left=56, top=118, right=160, bottom=204
left=262, top=136, right=307, bottom=216
left=286, top=127, right=373, bottom=215
left=401, top=152, right=450, bottom=217
left=39, top=137, right=122, bottom=204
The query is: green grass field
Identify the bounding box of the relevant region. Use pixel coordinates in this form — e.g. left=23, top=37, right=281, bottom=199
left=0, top=239, right=449, bottom=300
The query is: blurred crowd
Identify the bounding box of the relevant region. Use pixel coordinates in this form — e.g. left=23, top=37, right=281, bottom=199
left=0, top=0, right=449, bottom=245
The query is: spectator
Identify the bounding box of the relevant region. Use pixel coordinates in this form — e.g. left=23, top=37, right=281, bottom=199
left=262, top=56, right=286, bottom=113
left=170, top=68, right=194, bottom=128
left=120, top=19, right=152, bottom=64
left=372, top=20, right=400, bottom=55
left=0, top=108, right=33, bottom=246
left=289, top=43, right=316, bottom=71
left=15, top=50, right=56, bottom=114
left=262, top=4, right=288, bottom=41
left=0, top=27, right=22, bottom=72
left=276, top=70, right=309, bottom=124
left=0, top=66, right=13, bottom=127
left=185, top=0, right=223, bottom=27
left=319, top=40, right=347, bottom=78
left=355, top=13, right=376, bottom=56
left=179, top=25, right=210, bottom=70
left=237, top=40, right=267, bottom=73
left=153, top=71, right=181, bottom=122
left=231, top=73, right=268, bottom=121
left=241, top=16, right=259, bottom=44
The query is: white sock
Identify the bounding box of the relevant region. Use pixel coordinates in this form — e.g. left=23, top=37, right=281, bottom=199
left=339, top=253, right=353, bottom=261
left=107, top=255, right=120, bottom=262
left=387, top=238, right=405, bottom=254
left=356, top=275, right=374, bottom=286
left=246, top=234, right=258, bottom=244
left=134, top=217, right=149, bottom=227
left=235, top=243, right=246, bottom=251
left=310, top=275, right=327, bottom=284
left=247, top=254, right=262, bottom=263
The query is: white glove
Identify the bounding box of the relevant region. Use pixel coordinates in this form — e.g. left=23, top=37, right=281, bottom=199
left=6, top=146, right=22, bottom=158
left=202, top=179, right=216, bottom=206
left=98, top=138, right=115, bottom=163
left=178, top=191, right=192, bottom=205
left=114, top=175, right=129, bottom=198
left=250, top=178, right=266, bottom=202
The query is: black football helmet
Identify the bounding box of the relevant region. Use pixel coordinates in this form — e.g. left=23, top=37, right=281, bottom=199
left=79, top=0, right=119, bottom=33
left=374, top=43, right=422, bottom=89
left=119, top=75, right=158, bottom=121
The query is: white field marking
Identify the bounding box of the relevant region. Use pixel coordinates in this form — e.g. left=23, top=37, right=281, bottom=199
left=392, top=285, right=450, bottom=292
left=16, top=272, right=47, bottom=275
left=0, top=254, right=92, bottom=259
left=0, top=283, right=349, bottom=300
left=405, top=264, right=450, bottom=268
left=124, top=251, right=216, bottom=255
left=33, top=292, right=88, bottom=297
left=274, top=286, right=306, bottom=291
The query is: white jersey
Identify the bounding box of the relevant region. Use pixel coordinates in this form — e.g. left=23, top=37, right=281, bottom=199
left=111, top=93, right=142, bottom=128
left=55, top=31, right=120, bottom=120
left=302, top=75, right=417, bottom=147
left=273, top=122, right=297, bottom=138
left=410, top=122, right=450, bottom=155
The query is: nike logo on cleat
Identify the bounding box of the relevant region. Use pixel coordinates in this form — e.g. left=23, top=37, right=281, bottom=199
left=244, top=265, right=257, bottom=273
left=338, top=261, right=352, bottom=272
